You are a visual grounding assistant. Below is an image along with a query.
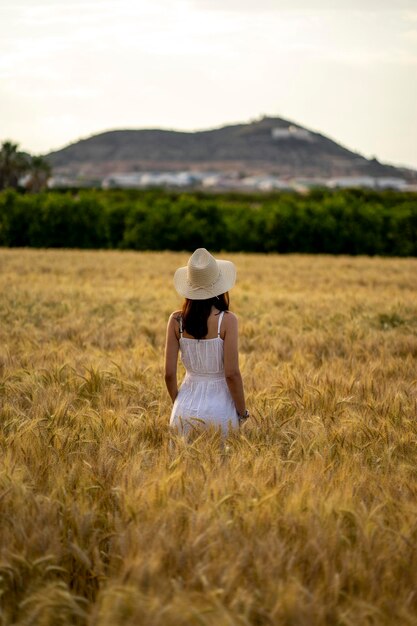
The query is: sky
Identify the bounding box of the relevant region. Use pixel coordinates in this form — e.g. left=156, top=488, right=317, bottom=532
left=1, top=0, right=416, bottom=170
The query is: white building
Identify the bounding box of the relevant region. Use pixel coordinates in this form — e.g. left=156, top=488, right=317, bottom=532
left=242, top=176, right=292, bottom=191
left=102, top=173, right=143, bottom=189
left=327, top=176, right=407, bottom=190
left=102, top=171, right=198, bottom=189
left=327, top=177, right=376, bottom=189
left=374, top=178, right=408, bottom=190
left=271, top=125, right=314, bottom=141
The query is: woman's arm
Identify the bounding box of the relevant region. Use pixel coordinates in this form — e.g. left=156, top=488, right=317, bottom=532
left=223, top=313, right=246, bottom=417
left=164, top=313, right=180, bottom=403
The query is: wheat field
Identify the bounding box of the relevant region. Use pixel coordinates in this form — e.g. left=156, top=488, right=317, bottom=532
left=0, top=248, right=417, bottom=626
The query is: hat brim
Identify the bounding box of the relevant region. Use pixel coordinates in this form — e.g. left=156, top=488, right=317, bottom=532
left=173, top=259, right=236, bottom=300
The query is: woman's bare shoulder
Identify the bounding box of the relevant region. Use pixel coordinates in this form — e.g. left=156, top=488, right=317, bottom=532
left=223, top=310, right=238, bottom=326
left=167, top=310, right=182, bottom=326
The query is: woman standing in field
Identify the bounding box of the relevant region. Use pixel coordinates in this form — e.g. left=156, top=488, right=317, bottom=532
left=165, top=248, right=248, bottom=437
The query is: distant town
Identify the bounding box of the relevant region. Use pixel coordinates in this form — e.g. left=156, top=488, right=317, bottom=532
left=44, top=170, right=417, bottom=193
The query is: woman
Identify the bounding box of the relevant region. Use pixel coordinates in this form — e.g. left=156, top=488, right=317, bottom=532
left=165, top=248, right=249, bottom=437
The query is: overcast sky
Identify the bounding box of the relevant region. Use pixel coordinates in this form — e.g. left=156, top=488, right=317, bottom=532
left=1, top=0, right=416, bottom=169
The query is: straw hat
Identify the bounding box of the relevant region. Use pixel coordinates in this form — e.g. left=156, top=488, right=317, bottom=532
left=173, top=248, right=236, bottom=300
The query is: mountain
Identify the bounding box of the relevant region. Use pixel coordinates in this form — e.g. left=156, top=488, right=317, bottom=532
left=44, top=116, right=416, bottom=182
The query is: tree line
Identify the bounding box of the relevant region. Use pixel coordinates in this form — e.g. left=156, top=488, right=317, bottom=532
left=0, top=187, right=416, bottom=256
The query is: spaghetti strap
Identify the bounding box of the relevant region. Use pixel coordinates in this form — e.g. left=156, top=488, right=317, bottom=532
left=217, top=311, right=225, bottom=337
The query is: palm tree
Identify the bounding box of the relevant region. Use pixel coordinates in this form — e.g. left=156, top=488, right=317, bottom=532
left=25, top=156, right=52, bottom=192
left=0, top=141, right=31, bottom=190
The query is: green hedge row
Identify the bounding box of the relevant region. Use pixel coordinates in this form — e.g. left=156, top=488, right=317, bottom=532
left=0, top=187, right=416, bottom=255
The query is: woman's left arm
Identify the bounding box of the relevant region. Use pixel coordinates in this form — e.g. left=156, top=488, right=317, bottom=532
left=164, top=313, right=180, bottom=403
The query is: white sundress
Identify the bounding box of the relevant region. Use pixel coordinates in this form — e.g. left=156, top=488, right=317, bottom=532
left=169, top=311, right=239, bottom=436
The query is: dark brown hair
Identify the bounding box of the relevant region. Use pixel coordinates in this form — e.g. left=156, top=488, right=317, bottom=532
left=181, top=292, right=230, bottom=340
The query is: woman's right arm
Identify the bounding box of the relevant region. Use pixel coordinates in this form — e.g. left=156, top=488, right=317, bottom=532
left=223, top=313, right=246, bottom=417
left=164, top=313, right=180, bottom=403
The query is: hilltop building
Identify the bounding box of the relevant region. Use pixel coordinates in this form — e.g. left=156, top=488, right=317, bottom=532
left=271, top=125, right=314, bottom=141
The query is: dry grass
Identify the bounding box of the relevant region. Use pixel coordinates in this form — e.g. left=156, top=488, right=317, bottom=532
left=1, top=248, right=417, bottom=626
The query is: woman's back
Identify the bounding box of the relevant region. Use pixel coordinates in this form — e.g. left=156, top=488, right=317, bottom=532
left=179, top=310, right=225, bottom=377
